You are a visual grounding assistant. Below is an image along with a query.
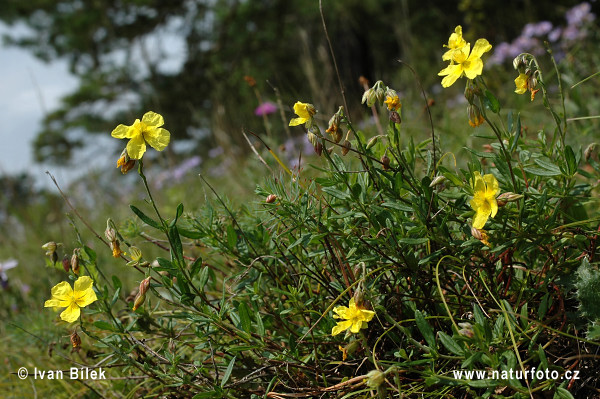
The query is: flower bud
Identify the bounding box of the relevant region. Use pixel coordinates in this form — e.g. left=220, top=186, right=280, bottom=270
left=105, top=226, right=116, bottom=243
left=496, top=192, right=523, bottom=207
left=471, top=227, right=490, bottom=246
left=389, top=110, right=401, bottom=124
left=380, top=155, right=390, bottom=170
left=585, top=143, right=597, bottom=161
left=70, top=331, right=82, bottom=350
left=42, top=241, right=57, bottom=255
left=139, top=276, right=151, bottom=297
left=429, top=175, right=447, bottom=187
left=341, top=139, right=351, bottom=156
left=366, top=135, right=379, bottom=150
left=266, top=194, right=277, bottom=203
left=458, top=322, right=474, bottom=338
left=366, top=369, right=386, bottom=388
left=132, top=292, right=146, bottom=311
left=71, top=250, right=80, bottom=275
left=62, top=256, right=71, bottom=273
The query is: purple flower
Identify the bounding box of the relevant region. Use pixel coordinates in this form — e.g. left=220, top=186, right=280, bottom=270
left=566, top=2, right=595, bottom=26
left=549, top=27, right=562, bottom=42
left=254, top=101, right=278, bottom=116
left=172, top=156, right=202, bottom=180
left=523, top=21, right=553, bottom=38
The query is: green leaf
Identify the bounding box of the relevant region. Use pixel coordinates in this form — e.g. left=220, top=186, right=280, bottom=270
left=168, top=226, right=184, bottom=263
left=169, top=203, right=184, bottom=228
left=399, top=237, right=430, bottom=245
left=565, top=145, right=577, bottom=176
left=483, top=89, right=500, bottom=113
left=322, top=187, right=351, bottom=200
left=130, top=205, right=163, bottom=230
left=414, top=309, right=436, bottom=349
left=226, top=224, right=238, bottom=249
left=238, top=302, right=251, bottom=333
left=554, top=387, right=575, bottom=399
left=198, top=266, right=210, bottom=290
left=538, top=344, right=549, bottom=369
left=438, top=331, right=464, bottom=356
left=221, top=356, right=236, bottom=387
left=190, top=257, right=203, bottom=278
left=381, top=201, right=413, bottom=212
left=94, top=321, right=115, bottom=331
left=523, top=166, right=561, bottom=177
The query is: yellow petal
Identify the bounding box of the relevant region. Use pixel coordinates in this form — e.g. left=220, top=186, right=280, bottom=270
left=111, top=124, right=133, bottom=139
left=49, top=281, right=73, bottom=303
left=289, top=117, right=306, bottom=127
left=144, top=127, right=171, bottom=152
left=472, top=205, right=491, bottom=229
left=350, top=319, right=363, bottom=333
left=142, top=111, right=164, bottom=127
left=463, top=58, right=484, bottom=79
left=126, top=134, right=147, bottom=160
left=469, top=39, right=492, bottom=60
left=333, top=305, right=350, bottom=319
left=360, top=309, right=375, bottom=322
left=483, top=174, right=499, bottom=196
left=489, top=198, right=498, bottom=218
left=60, top=302, right=81, bottom=323
left=439, top=64, right=463, bottom=88
left=73, top=276, right=98, bottom=308
left=514, top=74, right=528, bottom=94
left=44, top=298, right=65, bottom=308
left=471, top=172, right=485, bottom=192
left=332, top=320, right=353, bottom=336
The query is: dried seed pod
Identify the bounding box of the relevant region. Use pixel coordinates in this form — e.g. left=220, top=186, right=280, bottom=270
left=266, top=194, right=277, bottom=203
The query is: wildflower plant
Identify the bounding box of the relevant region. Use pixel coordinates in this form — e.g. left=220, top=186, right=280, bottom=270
left=30, top=19, right=600, bottom=399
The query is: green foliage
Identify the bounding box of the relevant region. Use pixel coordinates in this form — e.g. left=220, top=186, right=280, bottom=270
left=3, top=4, right=600, bottom=398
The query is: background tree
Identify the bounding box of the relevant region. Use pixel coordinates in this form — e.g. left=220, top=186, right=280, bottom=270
left=0, top=0, right=586, bottom=165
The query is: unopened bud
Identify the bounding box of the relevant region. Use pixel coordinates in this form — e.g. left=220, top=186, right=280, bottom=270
left=366, top=135, right=379, bottom=150
left=471, top=226, right=484, bottom=241
left=353, top=288, right=364, bottom=306
left=458, top=322, right=474, bottom=338
left=132, top=292, right=146, bottom=311
left=105, top=227, right=116, bottom=242
left=71, top=250, right=80, bottom=275
left=266, top=194, right=277, bottom=203
left=70, top=331, right=81, bottom=349
left=341, top=139, right=351, bottom=156
left=496, top=192, right=523, bottom=207
left=429, top=175, right=447, bottom=187
left=585, top=143, right=597, bottom=161
left=380, top=155, right=390, bottom=170
left=389, top=110, right=401, bottom=124
left=42, top=241, right=57, bottom=255
left=62, top=256, right=71, bottom=273
left=138, top=277, right=151, bottom=297
left=366, top=369, right=386, bottom=388
left=468, top=105, right=484, bottom=128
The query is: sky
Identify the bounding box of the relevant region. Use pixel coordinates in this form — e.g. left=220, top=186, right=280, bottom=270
left=0, top=23, right=82, bottom=187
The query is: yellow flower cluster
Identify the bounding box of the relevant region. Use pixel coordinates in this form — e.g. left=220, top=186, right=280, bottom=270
left=439, top=26, right=492, bottom=88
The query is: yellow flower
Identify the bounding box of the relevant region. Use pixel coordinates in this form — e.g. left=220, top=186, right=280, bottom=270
left=111, top=111, right=170, bottom=160
left=44, top=276, right=98, bottom=323
left=438, top=39, right=492, bottom=88
left=384, top=95, right=401, bottom=111
left=470, top=172, right=500, bottom=229
left=289, top=102, right=316, bottom=126
left=331, top=297, right=375, bottom=336
left=514, top=73, right=528, bottom=95
left=442, top=25, right=467, bottom=61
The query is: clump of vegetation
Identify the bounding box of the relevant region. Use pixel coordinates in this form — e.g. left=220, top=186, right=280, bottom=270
left=4, top=7, right=600, bottom=399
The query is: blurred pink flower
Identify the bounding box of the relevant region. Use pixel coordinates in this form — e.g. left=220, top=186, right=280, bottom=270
left=254, top=101, right=277, bottom=116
